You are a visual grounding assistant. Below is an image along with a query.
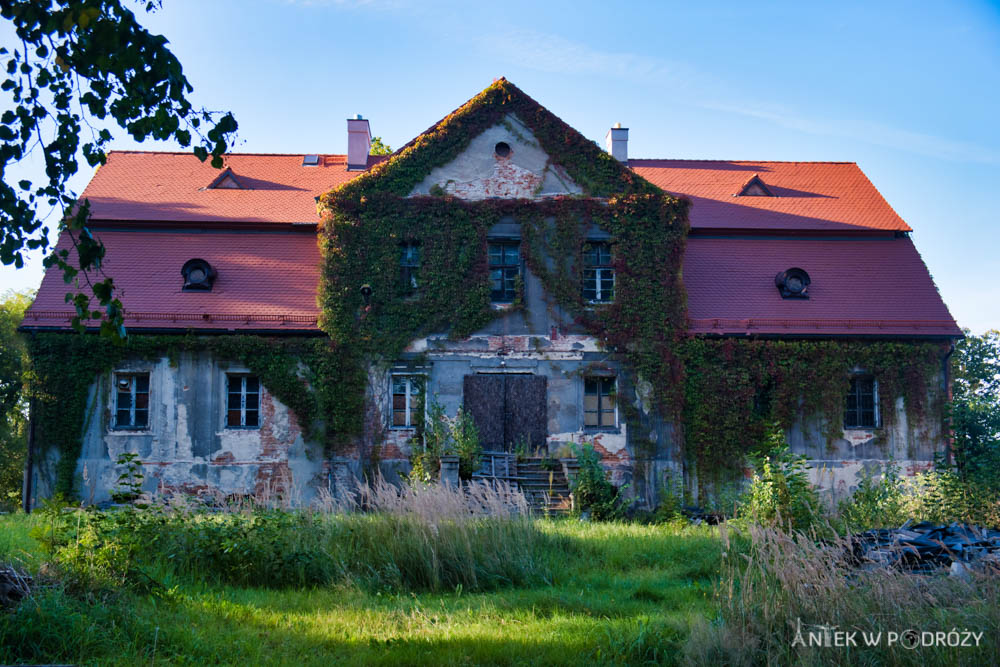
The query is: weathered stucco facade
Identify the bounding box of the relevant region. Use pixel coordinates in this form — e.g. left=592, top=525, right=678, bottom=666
left=23, top=81, right=961, bottom=510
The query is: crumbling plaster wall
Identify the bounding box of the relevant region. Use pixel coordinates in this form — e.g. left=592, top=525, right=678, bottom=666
left=788, top=384, right=947, bottom=505
left=409, top=114, right=582, bottom=200
left=68, top=349, right=325, bottom=504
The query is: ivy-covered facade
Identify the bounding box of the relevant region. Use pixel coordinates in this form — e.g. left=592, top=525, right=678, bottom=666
left=22, top=80, right=961, bottom=507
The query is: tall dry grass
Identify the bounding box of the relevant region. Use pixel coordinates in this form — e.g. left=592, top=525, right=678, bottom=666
left=42, top=477, right=557, bottom=593
left=683, top=522, right=1000, bottom=666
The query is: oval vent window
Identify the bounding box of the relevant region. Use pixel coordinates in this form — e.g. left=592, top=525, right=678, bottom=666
left=494, top=142, right=511, bottom=158
left=775, top=267, right=810, bottom=299
left=182, top=258, right=217, bottom=291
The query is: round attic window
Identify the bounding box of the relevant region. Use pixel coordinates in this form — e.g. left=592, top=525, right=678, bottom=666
left=494, top=142, right=511, bottom=158
left=181, top=258, right=217, bottom=291
left=775, top=268, right=810, bottom=299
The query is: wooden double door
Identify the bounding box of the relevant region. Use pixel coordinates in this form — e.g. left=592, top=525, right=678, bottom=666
left=463, top=373, right=547, bottom=452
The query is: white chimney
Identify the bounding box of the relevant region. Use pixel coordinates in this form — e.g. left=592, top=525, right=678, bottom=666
left=605, top=123, right=628, bottom=163
left=347, top=114, right=371, bottom=170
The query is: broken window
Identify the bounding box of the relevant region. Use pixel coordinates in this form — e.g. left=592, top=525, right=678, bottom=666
left=391, top=375, right=422, bottom=428
left=400, top=242, right=420, bottom=293
left=844, top=376, right=878, bottom=429
left=488, top=241, right=520, bottom=302
left=227, top=374, right=260, bottom=428
left=114, top=372, right=149, bottom=429
left=584, top=376, right=616, bottom=428
left=583, top=242, right=614, bottom=303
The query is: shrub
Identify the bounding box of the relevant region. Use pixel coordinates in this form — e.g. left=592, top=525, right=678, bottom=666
left=408, top=401, right=482, bottom=481
left=836, top=462, right=908, bottom=530
left=736, top=425, right=820, bottom=530
left=570, top=442, right=630, bottom=521
left=35, top=479, right=552, bottom=593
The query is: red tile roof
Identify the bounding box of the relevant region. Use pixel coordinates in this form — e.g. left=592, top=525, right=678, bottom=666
left=23, top=151, right=957, bottom=336
left=79, top=151, right=377, bottom=224
left=631, top=160, right=911, bottom=232
left=684, top=236, right=960, bottom=336
left=25, top=229, right=321, bottom=332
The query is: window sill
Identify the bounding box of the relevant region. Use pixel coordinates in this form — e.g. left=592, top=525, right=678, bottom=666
left=389, top=426, right=417, bottom=431
left=583, top=426, right=620, bottom=434
left=108, top=428, right=152, bottom=435
left=224, top=426, right=261, bottom=431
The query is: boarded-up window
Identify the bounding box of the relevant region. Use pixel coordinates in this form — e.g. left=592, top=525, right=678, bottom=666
left=463, top=374, right=547, bottom=451
left=584, top=377, right=616, bottom=427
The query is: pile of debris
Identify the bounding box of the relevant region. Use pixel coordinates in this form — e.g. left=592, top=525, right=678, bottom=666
left=849, top=520, right=1000, bottom=574
left=0, top=566, right=31, bottom=607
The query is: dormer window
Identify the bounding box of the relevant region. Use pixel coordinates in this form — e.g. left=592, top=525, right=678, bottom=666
left=775, top=268, right=810, bottom=299
left=736, top=174, right=775, bottom=197
left=206, top=167, right=244, bottom=190
left=182, top=259, right=217, bottom=291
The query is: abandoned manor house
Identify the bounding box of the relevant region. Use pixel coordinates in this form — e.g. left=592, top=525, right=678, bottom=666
left=21, top=80, right=962, bottom=509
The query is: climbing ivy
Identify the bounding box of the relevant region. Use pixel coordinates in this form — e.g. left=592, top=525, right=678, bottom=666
left=678, top=338, right=947, bottom=479
left=25, top=332, right=350, bottom=497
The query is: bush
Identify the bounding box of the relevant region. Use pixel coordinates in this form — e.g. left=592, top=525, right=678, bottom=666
left=409, top=401, right=482, bottom=481
left=570, top=443, right=630, bottom=521
left=837, top=462, right=908, bottom=530
left=736, top=425, right=820, bottom=530
left=35, top=479, right=553, bottom=593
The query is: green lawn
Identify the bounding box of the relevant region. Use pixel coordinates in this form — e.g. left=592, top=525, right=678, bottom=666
left=0, top=514, right=722, bottom=666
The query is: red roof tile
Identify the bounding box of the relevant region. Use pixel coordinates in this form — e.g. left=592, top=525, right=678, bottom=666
left=684, top=236, right=960, bottom=336
left=25, top=229, right=321, bottom=332
left=24, top=151, right=956, bottom=336
left=80, top=151, right=367, bottom=224
left=631, top=160, right=911, bottom=232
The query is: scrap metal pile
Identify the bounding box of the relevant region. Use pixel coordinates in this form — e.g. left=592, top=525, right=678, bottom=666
left=850, top=520, right=1000, bottom=574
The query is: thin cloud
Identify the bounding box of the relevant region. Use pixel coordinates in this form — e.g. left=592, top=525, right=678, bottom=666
left=480, top=29, right=1000, bottom=165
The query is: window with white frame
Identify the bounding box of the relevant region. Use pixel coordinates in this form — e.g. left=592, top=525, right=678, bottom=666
left=391, top=375, right=422, bottom=428
left=583, top=242, right=614, bottom=303
left=226, top=374, right=260, bottom=428
left=844, top=375, right=879, bottom=429
left=114, top=372, right=149, bottom=429
left=584, top=376, right=616, bottom=428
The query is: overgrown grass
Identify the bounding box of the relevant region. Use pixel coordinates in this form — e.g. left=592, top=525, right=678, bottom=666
left=0, top=515, right=722, bottom=666
left=684, top=522, right=1000, bottom=666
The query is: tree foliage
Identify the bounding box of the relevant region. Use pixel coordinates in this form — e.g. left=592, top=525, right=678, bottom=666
left=0, top=289, right=32, bottom=508
left=0, top=0, right=237, bottom=337
left=369, top=136, right=391, bottom=156
left=950, top=329, right=1000, bottom=487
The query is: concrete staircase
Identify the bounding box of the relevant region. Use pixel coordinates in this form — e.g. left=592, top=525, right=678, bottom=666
left=516, top=458, right=572, bottom=515
left=472, top=452, right=573, bottom=515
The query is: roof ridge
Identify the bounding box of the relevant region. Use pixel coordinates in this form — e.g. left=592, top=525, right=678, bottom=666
left=629, top=158, right=857, bottom=165
left=106, top=150, right=347, bottom=158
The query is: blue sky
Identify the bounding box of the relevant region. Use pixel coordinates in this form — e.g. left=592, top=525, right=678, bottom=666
left=3, top=0, right=999, bottom=332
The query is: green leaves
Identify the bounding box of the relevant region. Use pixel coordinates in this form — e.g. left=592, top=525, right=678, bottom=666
left=1, top=0, right=239, bottom=339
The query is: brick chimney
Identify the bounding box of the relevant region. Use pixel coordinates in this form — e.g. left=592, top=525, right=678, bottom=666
left=347, top=114, right=371, bottom=170
left=605, top=123, right=628, bottom=163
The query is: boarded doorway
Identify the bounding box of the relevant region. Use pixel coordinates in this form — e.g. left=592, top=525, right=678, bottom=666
left=463, top=374, right=547, bottom=452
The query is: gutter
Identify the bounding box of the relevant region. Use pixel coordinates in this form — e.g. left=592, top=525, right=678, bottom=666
left=942, top=341, right=957, bottom=466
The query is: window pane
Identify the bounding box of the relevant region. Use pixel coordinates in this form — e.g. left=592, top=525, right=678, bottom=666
left=135, top=374, right=149, bottom=392
left=134, top=409, right=148, bottom=428
left=245, top=410, right=259, bottom=427
left=393, top=410, right=407, bottom=426
left=135, top=392, right=149, bottom=410
left=409, top=379, right=421, bottom=395
left=393, top=394, right=406, bottom=411
left=392, top=379, right=407, bottom=395
left=504, top=245, right=519, bottom=265
left=227, top=409, right=241, bottom=427
left=584, top=394, right=598, bottom=412
left=600, top=395, right=615, bottom=411
left=488, top=245, right=502, bottom=265
left=117, top=391, right=132, bottom=411
left=228, top=393, right=242, bottom=410
left=584, top=411, right=598, bottom=427
left=861, top=410, right=875, bottom=427
left=116, top=409, right=131, bottom=427
left=245, top=376, right=259, bottom=393
left=245, top=392, right=260, bottom=412
left=490, top=268, right=503, bottom=291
